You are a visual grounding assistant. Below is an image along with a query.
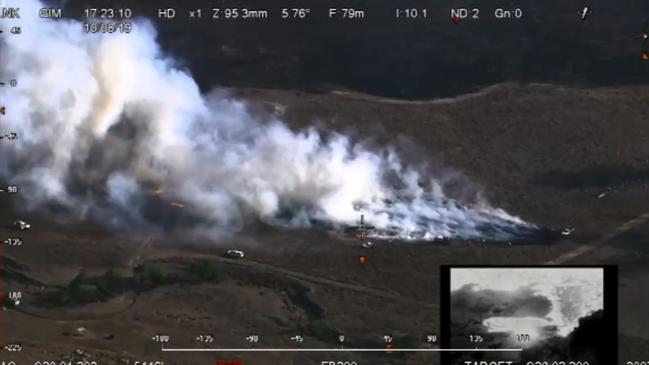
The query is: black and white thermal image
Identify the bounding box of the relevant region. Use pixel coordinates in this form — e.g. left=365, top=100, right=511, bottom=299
left=445, top=266, right=617, bottom=365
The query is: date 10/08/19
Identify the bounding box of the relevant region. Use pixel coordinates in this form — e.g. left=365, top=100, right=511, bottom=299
left=82, top=21, right=133, bottom=33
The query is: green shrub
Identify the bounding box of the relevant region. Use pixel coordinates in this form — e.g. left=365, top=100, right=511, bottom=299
left=134, top=264, right=169, bottom=288
left=54, top=272, right=99, bottom=304
left=188, top=260, right=221, bottom=282
left=305, top=319, right=337, bottom=342
left=95, top=270, right=121, bottom=298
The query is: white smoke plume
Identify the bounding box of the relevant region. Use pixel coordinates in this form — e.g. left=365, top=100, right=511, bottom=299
left=0, top=0, right=541, bottom=241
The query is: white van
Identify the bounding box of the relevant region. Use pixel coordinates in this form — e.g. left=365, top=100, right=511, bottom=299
left=226, top=249, right=245, bottom=259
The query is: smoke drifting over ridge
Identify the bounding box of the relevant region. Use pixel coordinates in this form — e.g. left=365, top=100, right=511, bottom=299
left=0, top=0, right=540, bottom=241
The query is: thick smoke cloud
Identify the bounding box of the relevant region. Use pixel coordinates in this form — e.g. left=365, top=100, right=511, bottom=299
left=0, top=0, right=538, bottom=241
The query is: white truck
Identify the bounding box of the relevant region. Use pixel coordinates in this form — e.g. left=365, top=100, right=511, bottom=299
left=226, top=249, right=245, bottom=259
